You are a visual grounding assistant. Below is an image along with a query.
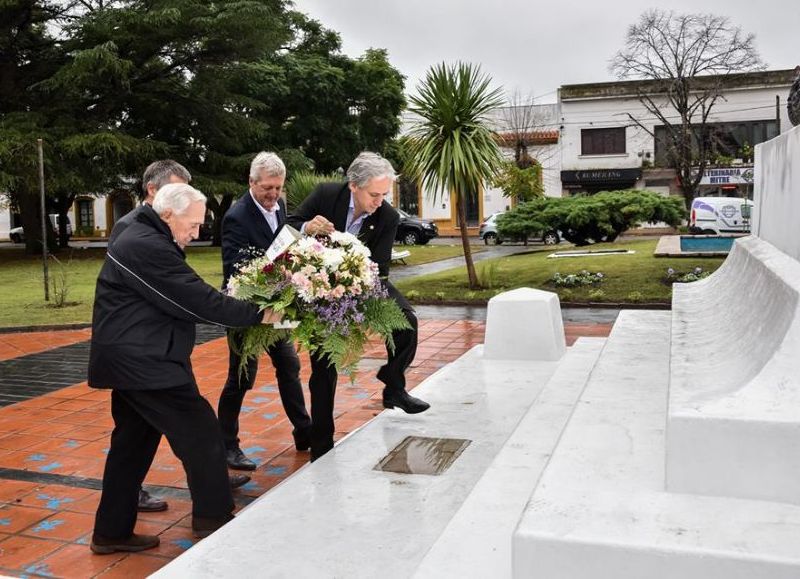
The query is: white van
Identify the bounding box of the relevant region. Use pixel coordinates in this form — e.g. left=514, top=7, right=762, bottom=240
left=688, top=196, right=754, bottom=235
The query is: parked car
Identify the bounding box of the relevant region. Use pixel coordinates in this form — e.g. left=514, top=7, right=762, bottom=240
left=395, top=209, right=438, bottom=245
left=9, top=214, right=72, bottom=243
left=479, top=212, right=560, bottom=245
left=688, top=196, right=754, bottom=234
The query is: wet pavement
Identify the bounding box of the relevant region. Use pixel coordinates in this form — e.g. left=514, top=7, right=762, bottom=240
left=389, top=243, right=543, bottom=281
left=0, top=317, right=613, bottom=577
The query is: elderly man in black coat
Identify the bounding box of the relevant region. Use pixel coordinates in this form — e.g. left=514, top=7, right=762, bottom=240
left=217, top=152, right=312, bottom=470
left=287, top=152, right=429, bottom=460
left=108, top=158, right=191, bottom=514
left=88, top=183, right=276, bottom=554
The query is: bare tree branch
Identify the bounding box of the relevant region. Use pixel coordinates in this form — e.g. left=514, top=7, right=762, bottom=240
left=609, top=9, right=765, bottom=206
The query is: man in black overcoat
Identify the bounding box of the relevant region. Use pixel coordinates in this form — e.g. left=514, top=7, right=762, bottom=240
left=88, top=183, right=276, bottom=554
left=287, top=152, right=429, bottom=460
left=108, top=158, right=191, bottom=513
left=218, top=152, right=312, bottom=470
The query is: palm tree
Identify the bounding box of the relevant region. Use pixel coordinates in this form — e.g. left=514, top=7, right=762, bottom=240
left=406, top=62, right=504, bottom=289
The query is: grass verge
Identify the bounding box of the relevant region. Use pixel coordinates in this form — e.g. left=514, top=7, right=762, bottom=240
left=395, top=239, right=726, bottom=305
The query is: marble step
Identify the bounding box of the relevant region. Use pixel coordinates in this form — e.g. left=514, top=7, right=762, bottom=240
left=415, top=337, right=606, bottom=578
left=513, top=310, right=800, bottom=579
left=154, top=345, right=562, bottom=578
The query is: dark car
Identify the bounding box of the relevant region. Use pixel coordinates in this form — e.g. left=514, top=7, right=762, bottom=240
left=395, top=209, right=438, bottom=245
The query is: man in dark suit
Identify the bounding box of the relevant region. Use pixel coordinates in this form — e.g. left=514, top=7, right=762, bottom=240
left=108, top=159, right=191, bottom=514
left=287, top=152, right=429, bottom=461
left=89, top=183, right=278, bottom=553
left=218, top=152, right=312, bottom=470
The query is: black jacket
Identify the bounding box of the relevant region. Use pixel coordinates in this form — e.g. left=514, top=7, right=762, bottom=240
left=88, top=205, right=262, bottom=390
left=286, top=182, right=399, bottom=278
left=107, top=204, right=144, bottom=246
left=221, top=192, right=287, bottom=287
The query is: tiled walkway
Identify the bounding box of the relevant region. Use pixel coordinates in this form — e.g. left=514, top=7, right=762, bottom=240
left=0, top=319, right=612, bottom=578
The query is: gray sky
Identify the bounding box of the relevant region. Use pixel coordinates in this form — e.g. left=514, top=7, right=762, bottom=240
left=290, top=0, right=798, bottom=104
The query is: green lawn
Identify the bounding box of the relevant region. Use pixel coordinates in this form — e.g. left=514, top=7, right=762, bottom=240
left=0, top=246, right=224, bottom=328
left=0, top=239, right=727, bottom=327
left=394, top=239, right=727, bottom=304
left=0, top=244, right=480, bottom=327
left=393, top=243, right=485, bottom=266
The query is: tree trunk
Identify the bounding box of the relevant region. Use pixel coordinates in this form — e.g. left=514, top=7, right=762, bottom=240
left=456, top=196, right=479, bottom=289
left=53, top=194, right=75, bottom=249
left=206, top=193, right=234, bottom=247
left=16, top=190, right=54, bottom=254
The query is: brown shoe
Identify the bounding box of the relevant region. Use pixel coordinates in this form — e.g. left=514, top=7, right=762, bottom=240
left=90, top=532, right=160, bottom=554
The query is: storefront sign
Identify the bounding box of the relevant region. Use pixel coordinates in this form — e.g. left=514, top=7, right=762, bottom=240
left=560, top=168, right=642, bottom=187
left=697, top=166, right=754, bottom=185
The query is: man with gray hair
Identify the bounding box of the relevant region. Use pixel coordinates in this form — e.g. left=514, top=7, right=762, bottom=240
left=109, top=159, right=192, bottom=246
left=109, top=160, right=192, bottom=512
left=217, top=152, right=312, bottom=470
left=88, top=183, right=279, bottom=553
left=288, top=151, right=429, bottom=461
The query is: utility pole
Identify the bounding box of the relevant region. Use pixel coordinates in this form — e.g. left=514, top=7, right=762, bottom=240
left=38, top=138, right=49, bottom=301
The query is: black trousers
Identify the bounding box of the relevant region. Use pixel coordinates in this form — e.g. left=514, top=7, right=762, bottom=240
left=309, top=282, right=418, bottom=455
left=218, top=335, right=311, bottom=451
left=94, top=383, right=233, bottom=539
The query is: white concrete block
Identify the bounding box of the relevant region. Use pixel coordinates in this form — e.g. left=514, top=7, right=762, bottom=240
left=483, top=287, right=566, bottom=361
left=514, top=311, right=800, bottom=579
left=668, top=236, right=800, bottom=504
left=754, top=125, right=800, bottom=263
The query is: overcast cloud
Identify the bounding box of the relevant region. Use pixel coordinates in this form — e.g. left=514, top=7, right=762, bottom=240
left=290, top=0, right=798, bottom=103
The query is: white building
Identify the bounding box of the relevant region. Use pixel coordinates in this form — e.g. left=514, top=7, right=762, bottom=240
left=3, top=70, right=794, bottom=241
left=558, top=69, right=793, bottom=199
left=395, top=69, right=794, bottom=236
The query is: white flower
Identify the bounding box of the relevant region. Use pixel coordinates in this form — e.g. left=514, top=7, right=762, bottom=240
left=329, top=230, right=359, bottom=245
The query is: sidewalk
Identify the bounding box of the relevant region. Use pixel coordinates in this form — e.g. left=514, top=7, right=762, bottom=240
left=0, top=318, right=611, bottom=578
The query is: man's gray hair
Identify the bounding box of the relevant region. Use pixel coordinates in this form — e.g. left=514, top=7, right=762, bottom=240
left=142, top=160, right=192, bottom=200
left=152, top=183, right=207, bottom=216
left=249, top=152, right=286, bottom=181
left=346, top=152, right=397, bottom=188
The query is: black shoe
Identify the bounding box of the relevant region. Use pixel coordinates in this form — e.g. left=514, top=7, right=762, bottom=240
left=229, top=473, right=251, bottom=489
left=192, top=514, right=234, bottom=539
left=90, top=532, right=160, bottom=554
left=382, top=390, right=430, bottom=414
left=310, top=439, right=334, bottom=462
left=137, top=488, right=168, bottom=513
left=293, top=426, right=312, bottom=452
left=226, top=448, right=257, bottom=471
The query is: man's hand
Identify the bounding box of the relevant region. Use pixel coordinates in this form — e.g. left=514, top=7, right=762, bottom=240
left=304, top=215, right=335, bottom=236
left=260, top=308, right=283, bottom=325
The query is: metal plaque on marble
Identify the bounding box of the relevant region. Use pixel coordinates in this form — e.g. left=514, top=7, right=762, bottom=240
left=375, top=436, right=471, bottom=476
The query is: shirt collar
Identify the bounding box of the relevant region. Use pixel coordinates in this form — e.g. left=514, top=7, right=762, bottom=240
left=249, top=190, right=280, bottom=219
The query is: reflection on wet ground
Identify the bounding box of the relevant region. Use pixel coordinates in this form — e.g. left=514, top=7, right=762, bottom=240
left=375, top=436, right=471, bottom=476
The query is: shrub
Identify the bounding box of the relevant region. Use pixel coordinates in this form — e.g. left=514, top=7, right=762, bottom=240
left=588, top=289, right=605, bottom=301
left=285, top=171, right=341, bottom=212
left=665, top=266, right=711, bottom=284
left=550, top=270, right=604, bottom=288
left=626, top=290, right=644, bottom=302
left=498, top=190, right=686, bottom=246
